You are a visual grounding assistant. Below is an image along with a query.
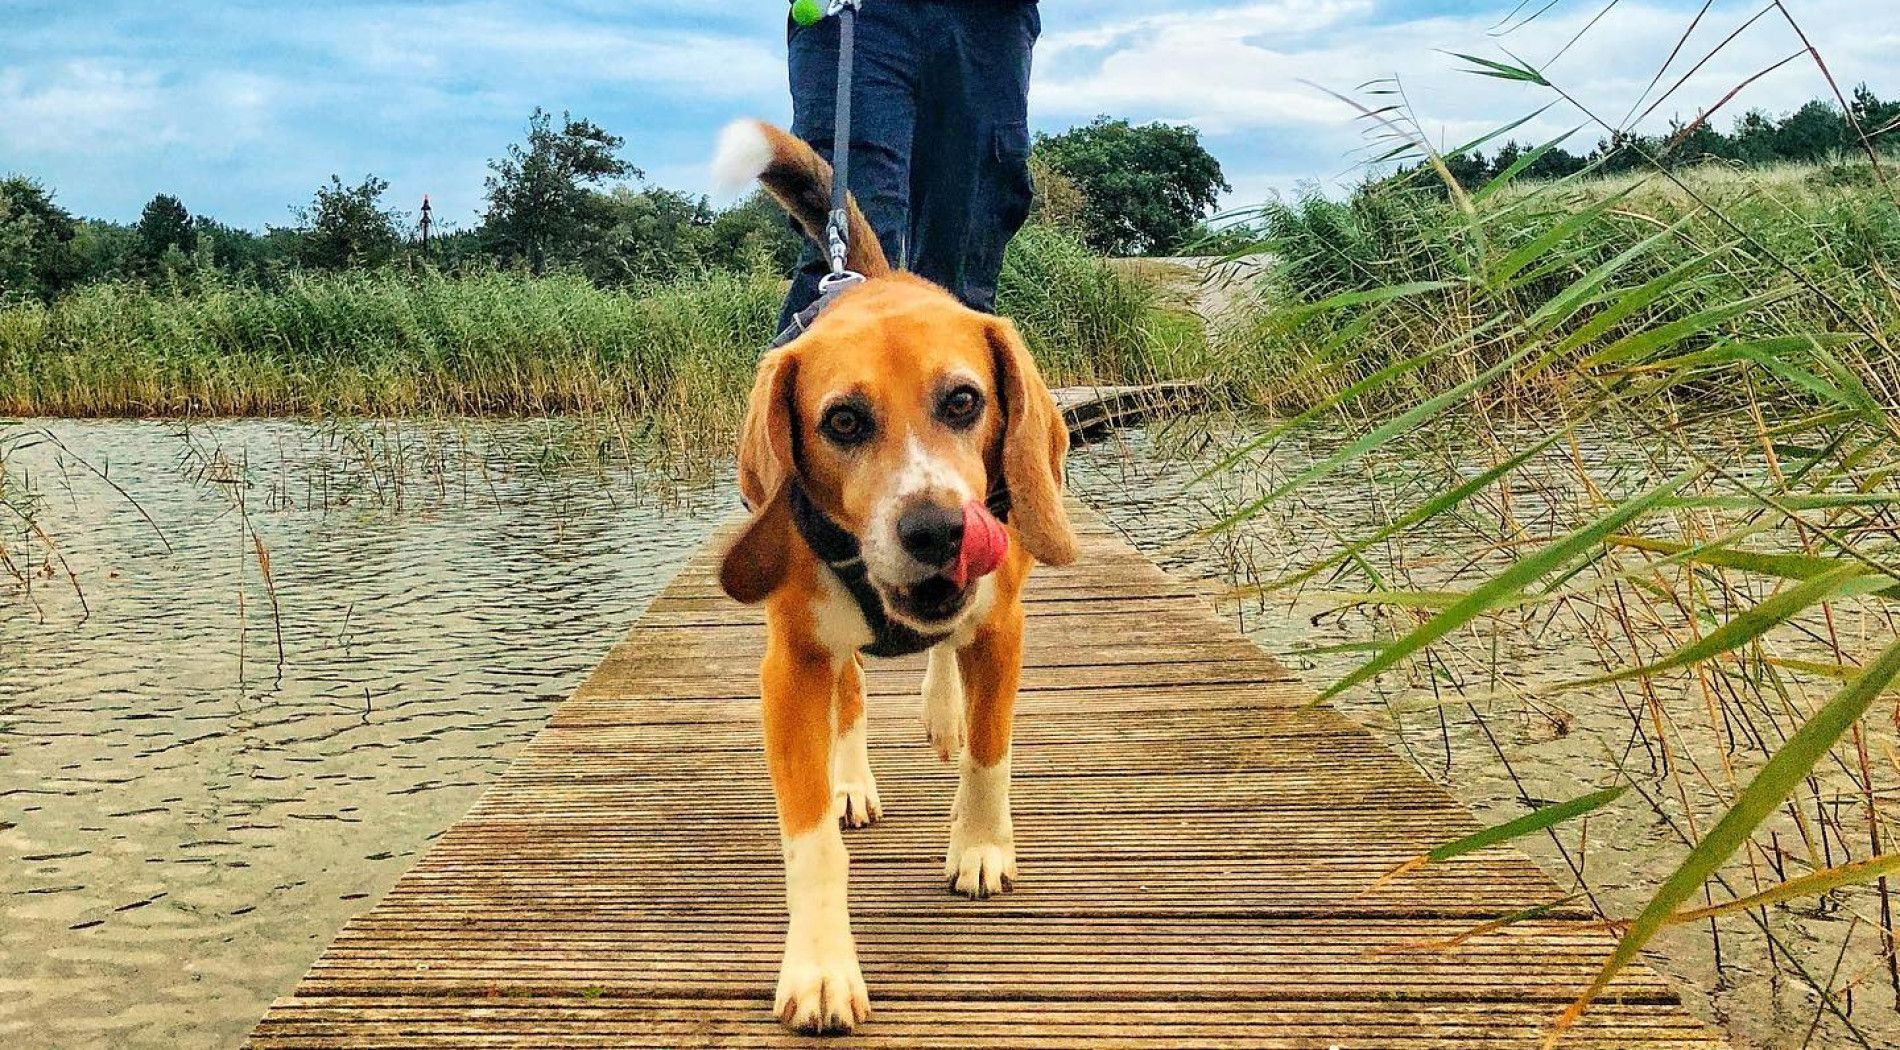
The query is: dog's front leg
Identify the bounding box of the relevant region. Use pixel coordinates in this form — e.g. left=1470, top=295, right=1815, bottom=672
left=762, top=632, right=870, bottom=1033
left=945, top=602, right=1022, bottom=898
left=831, top=654, right=882, bottom=828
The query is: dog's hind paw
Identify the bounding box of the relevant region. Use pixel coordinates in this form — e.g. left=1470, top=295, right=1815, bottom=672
left=944, top=839, right=1016, bottom=899
left=775, top=949, right=870, bottom=1034
left=834, top=779, right=882, bottom=829
left=922, top=705, right=963, bottom=764
left=920, top=645, right=964, bottom=763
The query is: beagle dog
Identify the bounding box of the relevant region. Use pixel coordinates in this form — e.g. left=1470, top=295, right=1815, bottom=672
left=712, top=119, right=1078, bottom=1034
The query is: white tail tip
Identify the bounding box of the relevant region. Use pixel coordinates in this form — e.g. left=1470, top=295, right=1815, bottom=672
left=711, top=119, right=773, bottom=198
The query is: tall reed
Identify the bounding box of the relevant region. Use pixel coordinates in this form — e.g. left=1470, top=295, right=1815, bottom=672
left=1204, top=29, right=1900, bottom=1050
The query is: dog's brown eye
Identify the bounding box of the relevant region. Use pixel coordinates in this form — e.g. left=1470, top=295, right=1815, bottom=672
left=939, top=386, right=982, bottom=427
left=821, top=405, right=871, bottom=444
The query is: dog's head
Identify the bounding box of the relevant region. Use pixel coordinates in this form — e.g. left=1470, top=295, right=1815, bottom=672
left=719, top=276, right=1076, bottom=627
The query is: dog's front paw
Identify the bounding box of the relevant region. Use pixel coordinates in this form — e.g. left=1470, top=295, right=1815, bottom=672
left=774, top=944, right=870, bottom=1034
left=834, top=778, right=882, bottom=829
left=944, top=834, right=1016, bottom=899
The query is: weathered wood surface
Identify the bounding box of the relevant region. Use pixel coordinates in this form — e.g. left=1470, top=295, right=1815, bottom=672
left=248, top=504, right=1726, bottom=1048
left=1053, top=381, right=1209, bottom=442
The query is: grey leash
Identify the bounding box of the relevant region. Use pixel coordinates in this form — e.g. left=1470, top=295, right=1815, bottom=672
left=772, top=0, right=865, bottom=350
left=820, top=0, right=863, bottom=295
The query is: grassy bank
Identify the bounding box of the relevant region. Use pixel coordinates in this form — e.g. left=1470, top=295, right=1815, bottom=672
left=0, top=225, right=1193, bottom=420
left=1219, top=159, right=1900, bottom=414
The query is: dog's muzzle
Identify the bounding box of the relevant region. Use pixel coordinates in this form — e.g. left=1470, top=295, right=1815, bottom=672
left=883, top=500, right=1009, bottom=626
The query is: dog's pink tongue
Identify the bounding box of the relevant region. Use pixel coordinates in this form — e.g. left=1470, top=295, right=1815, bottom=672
left=952, top=501, right=1008, bottom=587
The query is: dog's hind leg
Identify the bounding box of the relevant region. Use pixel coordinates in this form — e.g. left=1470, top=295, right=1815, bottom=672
left=944, top=604, right=1021, bottom=899
left=831, top=654, right=881, bottom=828
left=920, top=643, right=964, bottom=763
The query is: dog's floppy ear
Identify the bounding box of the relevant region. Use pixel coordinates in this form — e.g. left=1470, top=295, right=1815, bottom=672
left=721, top=350, right=800, bottom=603
left=987, top=318, right=1078, bottom=567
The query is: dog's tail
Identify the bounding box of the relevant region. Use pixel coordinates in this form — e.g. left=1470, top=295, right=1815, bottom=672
left=712, top=119, right=890, bottom=277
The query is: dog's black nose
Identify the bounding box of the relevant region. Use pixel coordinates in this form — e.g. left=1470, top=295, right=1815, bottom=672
left=896, top=502, right=964, bottom=568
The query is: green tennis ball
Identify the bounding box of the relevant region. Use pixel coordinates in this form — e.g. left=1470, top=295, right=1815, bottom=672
left=790, top=0, right=824, bottom=27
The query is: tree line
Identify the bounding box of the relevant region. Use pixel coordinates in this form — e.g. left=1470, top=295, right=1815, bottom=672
left=1418, top=84, right=1899, bottom=191
left=1, top=109, right=1238, bottom=305
left=0, top=108, right=815, bottom=304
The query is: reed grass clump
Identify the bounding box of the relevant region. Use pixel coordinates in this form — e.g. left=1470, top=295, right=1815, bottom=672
left=0, top=225, right=1179, bottom=421
left=1221, top=160, right=1900, bottom=415
left=0, top=268, right=780, bottom=418
left=1003, top=223, right=1193, bottom=383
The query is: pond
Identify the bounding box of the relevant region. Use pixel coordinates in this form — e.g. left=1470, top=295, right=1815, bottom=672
left=3, top=416, right=1893, bottom=1049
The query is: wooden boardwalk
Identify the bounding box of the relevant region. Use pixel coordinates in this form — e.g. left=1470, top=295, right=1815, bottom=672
left=248, top=503, right=1726, bottom=1048
left=1054, top=381, right=1209, bottom=443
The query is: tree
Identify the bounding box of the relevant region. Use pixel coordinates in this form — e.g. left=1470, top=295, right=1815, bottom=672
left=0, top=176, right=83, bottom=302
left=135, top=194, right=196, bottom=268
left=294, top=175, right=402, bottom=270
left=560, top=185, right=709, bottom=284
left=1660, top=117, right=1735, bottom=169
left=1440, top=151, right=1491, bottom=190
left=703, top=192, right=804, bottom=275
left=194, top=217, right=271, bottom=279
left=1522, top=146, right=1589, bottom=181
left=483, top=108, right=638, bottom=274
left=1772, top=100, right=1849, bottom=164
left=1849, top=84, right=1900, bottom=141
left=1731, top=109, right=1780, bottom=165
left=1035, top=117, right=1231, bottom=255
left=71, top=220, right=139, bottom=284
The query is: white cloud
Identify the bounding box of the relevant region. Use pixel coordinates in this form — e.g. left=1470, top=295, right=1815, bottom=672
left=1035, top=0, right=1900, bottom=159
left=3, top=0, right=1896, bottom=224
left=311, top=4, right=785, bottom=102
left=0, top=62, right=281, bottom=159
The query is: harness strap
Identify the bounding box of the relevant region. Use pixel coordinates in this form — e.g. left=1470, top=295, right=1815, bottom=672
left=771, top=271, right=863, bottom=349
left=787, top=480, right=1012, bottom=659
left=789, top=481, right=948, bottom=658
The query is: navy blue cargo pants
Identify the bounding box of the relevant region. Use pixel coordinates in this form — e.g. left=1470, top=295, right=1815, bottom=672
left=779, top=0, right=1040, bottom=327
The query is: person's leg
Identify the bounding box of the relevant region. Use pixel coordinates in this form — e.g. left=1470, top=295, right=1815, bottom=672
left=906, top=1, right=1039, bottom=313
left=779, top=4, right=920, bottom=329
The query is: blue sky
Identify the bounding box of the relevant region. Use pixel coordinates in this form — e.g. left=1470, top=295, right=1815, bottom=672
left=2, top=0, right=1892, bottom=231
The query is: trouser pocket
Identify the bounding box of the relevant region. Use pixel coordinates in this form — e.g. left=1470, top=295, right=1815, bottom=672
left=961, top=120, right=1034, bottom=312
left=992, top=121, right=1034, bottom=236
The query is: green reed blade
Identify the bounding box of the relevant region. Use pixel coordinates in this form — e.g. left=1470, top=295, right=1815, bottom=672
left=1429, top=786, right=1628, bottom=863
left=1667, top=853, right=1900, bottom=926
left=1315, top=469, right=1698, bottom=702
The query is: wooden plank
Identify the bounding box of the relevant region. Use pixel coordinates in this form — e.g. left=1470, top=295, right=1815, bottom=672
left=251, top=998, right=1726, bottom=1049
left=1053, top=381, right=1212, bottom=443
left=246, top=502, right=1725, bottom=1049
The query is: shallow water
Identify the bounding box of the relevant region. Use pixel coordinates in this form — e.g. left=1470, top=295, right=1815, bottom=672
left=1, top=419, right=729, bottom=1048
left=3, top=416, right=1894, bottom=1049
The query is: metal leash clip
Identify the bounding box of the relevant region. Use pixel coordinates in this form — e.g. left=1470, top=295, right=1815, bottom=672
left=817, top=269, right=865, bottom=296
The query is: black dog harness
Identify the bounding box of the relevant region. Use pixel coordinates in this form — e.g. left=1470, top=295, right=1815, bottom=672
left=787, top=480, right=1011, bottom=658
